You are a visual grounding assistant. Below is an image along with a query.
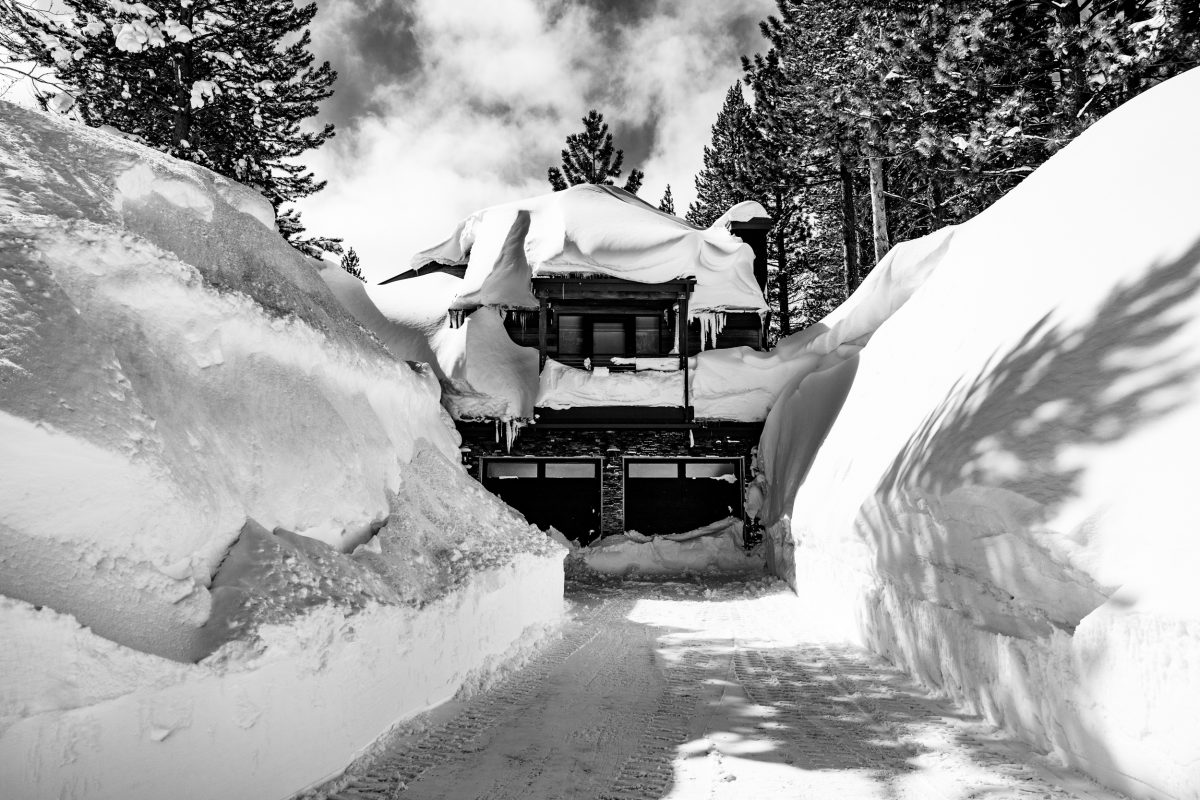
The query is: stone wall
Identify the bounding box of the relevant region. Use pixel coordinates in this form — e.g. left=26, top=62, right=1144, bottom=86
left=457, top=422, right=760, bottom=536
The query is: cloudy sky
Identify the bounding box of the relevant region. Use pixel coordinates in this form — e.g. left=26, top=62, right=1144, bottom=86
left=299, top=0, right=775, bottom=282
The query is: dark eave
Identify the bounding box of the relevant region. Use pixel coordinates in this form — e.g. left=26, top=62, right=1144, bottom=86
left=533, top=276, right=695, bottom=302
left=378, top=263, right=467, bottom=284
left=727, top=216, right=773, bottom=232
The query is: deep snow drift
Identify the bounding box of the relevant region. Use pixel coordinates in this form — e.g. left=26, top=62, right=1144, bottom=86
left=346, top=271, right=864, bottom=425
left=562, top=517, right=766, bottom=578
left=755, top=69, right=1200, bottom=799
left=327, top=188, right=792, bottom=425
left=407, top=184, right=769, bottom=316
left=0, top=102, right=564, bottom=799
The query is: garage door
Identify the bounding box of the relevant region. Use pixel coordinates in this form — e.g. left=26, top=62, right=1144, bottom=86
left=480, top=458, right=602, bottom=544
left=623, top=458, right=743, bottom=535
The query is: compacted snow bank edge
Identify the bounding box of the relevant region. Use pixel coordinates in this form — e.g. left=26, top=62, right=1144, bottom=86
left=0, top=552, right=565, bottom=800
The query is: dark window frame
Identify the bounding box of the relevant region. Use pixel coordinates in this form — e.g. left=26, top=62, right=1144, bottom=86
left=479, top=456, right=602, bottom=481
left=621, top=456, right=743, bottom=481
left=551, top=313, right=666, bottom=360
left=621, top=456, right=745, bottom=533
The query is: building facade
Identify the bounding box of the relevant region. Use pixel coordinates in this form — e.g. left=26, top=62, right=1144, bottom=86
left=383, top=188, right=773, bottom=545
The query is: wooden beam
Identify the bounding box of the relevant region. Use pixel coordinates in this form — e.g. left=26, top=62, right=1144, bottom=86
left=535, top=288, right=691, bottom=302
left=679, top=294, right=690, bottom=421
left=537, top=297, right=548, bottom=370
left=540, top=304, right=669, bottom=315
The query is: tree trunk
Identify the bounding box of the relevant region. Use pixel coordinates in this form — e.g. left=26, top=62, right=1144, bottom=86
left=172, top=43, right=193, bottom=149
left=774, top=190, right=791, bottom=336
left=929, top=177, right=945, bottom=230
left=1055, top=0, right=1087, bottom=119
left=868, top=153, right=890, bottom=264
left=838, top=151, right=861, bottom=295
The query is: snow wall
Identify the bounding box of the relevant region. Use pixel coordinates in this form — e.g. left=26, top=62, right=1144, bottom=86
left=757, top=69, right=1200, bottom=799
left=0, top=103, right=565, bottom=799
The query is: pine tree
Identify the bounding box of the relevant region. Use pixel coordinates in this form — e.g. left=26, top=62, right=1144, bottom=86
left=5, top=0, right=342, bottom=258
left=657, top=184, right=675, bottom=215
left=856, top=0, right=1200, bottom=228
left=339, top=246, right=364, bottom=282
left=717, top=0, right=1198, bottom=338
left=686, top=83, right=759, bottom=228
left=547, top=109, right=644, bottom=195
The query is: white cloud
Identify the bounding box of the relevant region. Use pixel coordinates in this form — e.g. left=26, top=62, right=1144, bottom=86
left=298, top=0, right=773, bottom=282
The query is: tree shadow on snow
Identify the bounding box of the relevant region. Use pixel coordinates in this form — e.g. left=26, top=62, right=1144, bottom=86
left=587, top=582, right=1067, bottom=799
left=856, top=234, right=1200, bottom=793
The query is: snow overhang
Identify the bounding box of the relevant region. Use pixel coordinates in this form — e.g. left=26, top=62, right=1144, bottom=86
left=385, top=185, right=769, bottom=316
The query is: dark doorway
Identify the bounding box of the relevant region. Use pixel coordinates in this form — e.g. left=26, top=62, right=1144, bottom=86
left=623, top=458, right=743, bottom=535
left=480, top=458, right=602, bottom=544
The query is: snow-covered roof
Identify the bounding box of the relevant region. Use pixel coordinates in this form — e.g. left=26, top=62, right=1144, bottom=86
left=405, top=184, right=769, bottom=315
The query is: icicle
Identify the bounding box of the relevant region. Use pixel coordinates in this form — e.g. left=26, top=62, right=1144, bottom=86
left=689, top=429, right=695, bottom=448
left=692, top=311, right=727, bottom=351
left=503, top=419, right=525, bottom=452
left=492, top=418, right=525, bottom=452
left=448, top=308, right=467, bottom=328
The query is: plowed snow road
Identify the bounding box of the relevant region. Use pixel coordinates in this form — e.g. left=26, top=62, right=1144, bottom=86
left=317, top=578, right=1123, bottom=800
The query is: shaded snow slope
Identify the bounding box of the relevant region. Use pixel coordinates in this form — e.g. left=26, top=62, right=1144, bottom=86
left=758, top=69, right=1200, bottom=799
left=408, top=183, right=769, bottom=315
left=0, top=101, right=462, bottom=662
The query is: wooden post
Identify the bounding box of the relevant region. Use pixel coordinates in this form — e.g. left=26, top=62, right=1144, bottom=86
left=679, top=292, right=690, bottom=421
left=537, top=296, right=548, bottom=370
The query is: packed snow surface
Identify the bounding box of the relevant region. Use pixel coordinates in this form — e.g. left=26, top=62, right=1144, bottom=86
left=0, top=102, right=566, bottom=799
left=406, top=183, right=769, bottom=315
left=325, top=578, right=1126, bottom=800
left=756, top=69, right=1200, bottom=799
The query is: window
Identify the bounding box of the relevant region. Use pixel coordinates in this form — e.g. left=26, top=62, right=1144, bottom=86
left=545, top=461, right=597, bottom=479
left=635, top=315, right=661, bottom=355
left=552, top=314, right=665, bottom=360
left=685, top=461, right=738, bottom=480
left=627, top=462, right=678, bottom=479
left=592, top=320, right=626, bottom=355
left=558, top=315, right=583, bottom=355
left=486, top=461, right=537, bottom=479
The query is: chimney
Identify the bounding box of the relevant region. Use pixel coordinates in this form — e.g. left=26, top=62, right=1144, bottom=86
left=728, top=216, right=773, bottom=294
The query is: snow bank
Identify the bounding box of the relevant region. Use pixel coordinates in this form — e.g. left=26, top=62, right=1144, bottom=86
left=0, top=103, right=567, bottom=798
left=759, top=69, right=1200, bottom=798
left=0, top=551, right=563, bottom=800
left=408, top=183, right=768, bottom=315
left=324, top=270, right=539, bottom=421
left=0, top=101, right=460, bottom=661
left=321, top=264, right=444, bottom=368
left=567, top=518, right=765, bottom=578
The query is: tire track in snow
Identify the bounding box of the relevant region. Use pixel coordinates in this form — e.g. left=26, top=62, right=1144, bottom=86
left=317, top=579, right=1126, bottom=800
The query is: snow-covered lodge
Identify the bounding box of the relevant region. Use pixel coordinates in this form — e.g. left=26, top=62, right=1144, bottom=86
left=373, top=185, right=774, bottom=543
